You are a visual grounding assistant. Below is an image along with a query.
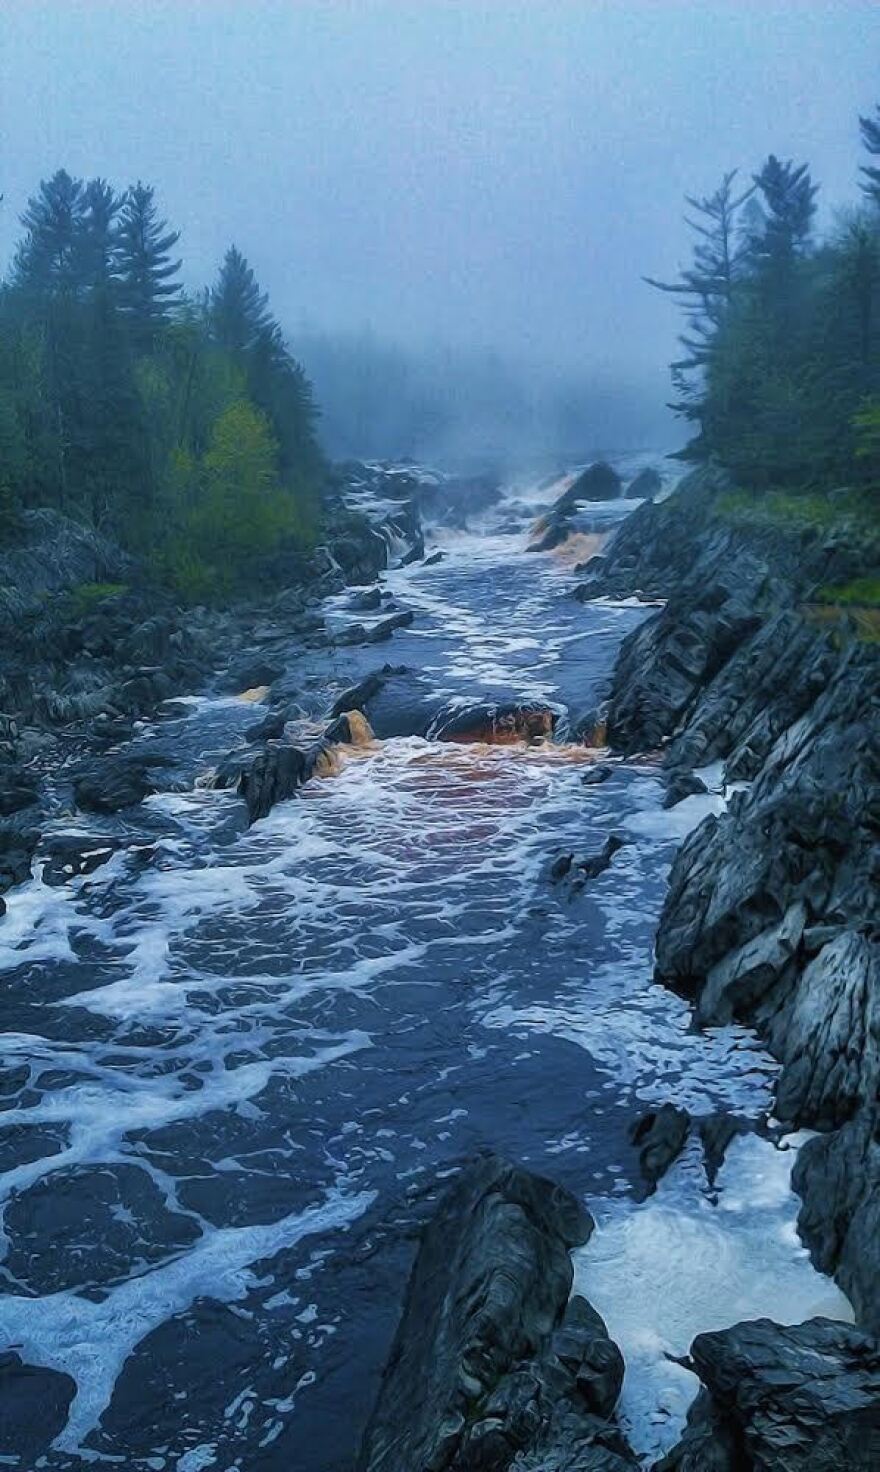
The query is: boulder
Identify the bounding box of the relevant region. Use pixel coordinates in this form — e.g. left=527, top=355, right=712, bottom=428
left=358, top=1155, right=635, bottom=1472
left=657, top=1317, right=880, bottom=1471
left=73, top=754, right=173, bottom=813
left=625, top=467, right=662, bottom=501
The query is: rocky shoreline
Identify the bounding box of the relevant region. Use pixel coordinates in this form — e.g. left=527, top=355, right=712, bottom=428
left=356, top=465, right=880, bottom=1470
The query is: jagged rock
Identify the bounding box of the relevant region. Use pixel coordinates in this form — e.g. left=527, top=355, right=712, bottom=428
left=244, top=706, right=292, bottom=742
left=697, top=1113, right=752, bottom=1187
left=0, top=818, right=39, bottom=895
left=549, top=853, right=574, bottom=882
left=657, top=1317, right=880, bottom=1471
left=329, top=665, right=409, bottom=720
left=625, top=467, right=661, bottom=501
left=578, top=834, right=626, bottom=881
left=221, top=656, right=284, bottom=693
left=567, top=463, right=623, bottom=503
left=233, top=744, right=314, bottom=824
left=629, top=1104, right=690, bottom=1194
left=40, top=832, right=128, bottom=887
left=662, top=771, right=708, bottom=808
left=0, top=770, right=39, bottom=816
left=430, top=700, right=557, bottom=744
left=794, top=1109, right=880, bottom=1336
left=350, top=585, right=383, bottom=611
left=358, top=1155, right=635, bottom=1472
left=73, top=754, right=173, bottom=813
left=369, top=609, right=414, bottom=640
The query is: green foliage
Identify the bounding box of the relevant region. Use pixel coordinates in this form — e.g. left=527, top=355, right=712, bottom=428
left=816, top=573, right=880, bottom=607
left=0, top=168, right=325, bottom=599
left=652, top=113, right=880, bottom=493
left=62, top=581, right=129, bottom=617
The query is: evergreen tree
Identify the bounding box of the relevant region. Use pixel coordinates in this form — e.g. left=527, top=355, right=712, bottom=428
left=645, top=171, right=754, bottom=432
left=14, top=169, right=85, bottom=295
left=116, top=182, right=181, bottom=341
left=210, top=246, right=274, bottom=355
left=748, top=155, right=818, bottom=264
left=80, top=178, right=122, bottom=291
left=859, top=104, right=880, bottom=208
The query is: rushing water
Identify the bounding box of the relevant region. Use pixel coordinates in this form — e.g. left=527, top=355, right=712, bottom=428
left=0, top=466, right=850, bottom=1470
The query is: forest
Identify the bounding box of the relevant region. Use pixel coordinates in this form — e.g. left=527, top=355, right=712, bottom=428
left=651, top=104, right=880, bottom=488
left=0, top=174, right=323, bottom=597
left=0, top=102, right=877, bottom=608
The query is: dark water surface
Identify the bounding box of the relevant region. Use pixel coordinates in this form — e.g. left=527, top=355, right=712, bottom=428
left=0, top=473, right=846, bottom=1470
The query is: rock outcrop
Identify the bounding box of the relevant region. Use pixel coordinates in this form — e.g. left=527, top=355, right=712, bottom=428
left=657, top=1317, right=880, bottom=1471
left=358, top=1156, right=636, bottom=1472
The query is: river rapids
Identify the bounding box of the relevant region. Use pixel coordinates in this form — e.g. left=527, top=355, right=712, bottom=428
left=0, top=463, right=850, bottom=1470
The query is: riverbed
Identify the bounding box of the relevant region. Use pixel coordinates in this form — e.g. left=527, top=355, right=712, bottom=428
left=0, top=467, right=849, bottom=1470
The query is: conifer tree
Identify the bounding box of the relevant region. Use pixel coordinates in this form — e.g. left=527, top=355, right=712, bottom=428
left=14, top=169, right=85, bottom=295
left=210, top=246, right=274, bottom=355
left=116, top=182, right=181, bottom=341
left=748, top=155, right=818, bottom=263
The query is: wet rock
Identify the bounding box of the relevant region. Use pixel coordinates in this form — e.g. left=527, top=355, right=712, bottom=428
left=625, top=467, right=662, bottom=501
left=0, top=817, right=39, bottom=895
left=794, top=1108, right=880, bottom=1336
left=0, top=1352, right=76, bottom=1462
left=567, top=463, right=623, bottom=504
left=244, top=705, right=292, bottom=742
left=629, top=1104, right=690, bottom=1194
left=697, top=1113, right=752, bottom=1187
left=581, top=763, right=613, bottom=786
left=350, top=585, right=383, bottom=611
left=369, top=608, right=415, bottom=641
left=73, top=753, right=173, bottom=813
left=657, top=1317, right=880, bottom=1471
left=430, top=700, right=557, bottom=744
left=423, top=550, right=445, bottom=566
left=329, top=664, right=409, bottom=721
left=221, top=655, right=284, bottom=693
left=578, top=834, right=626, bottom=881
left=549, top=853, right=574, bottom=882
left=662, top=771, right=708, bottom=809
left=236, top=743, right=314, bottom=824
left=39, top=831, right=129, bottom=886
left=359, top=1155, right=636, bottom=1472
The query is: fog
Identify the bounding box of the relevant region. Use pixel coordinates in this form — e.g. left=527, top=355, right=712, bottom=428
left=2, top=1, right=877, bottom=462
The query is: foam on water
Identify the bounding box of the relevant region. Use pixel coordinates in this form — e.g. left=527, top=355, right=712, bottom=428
left=0, top=1185, right=374, bottom=1450
left=575, top=1133, right=853, bottom=1462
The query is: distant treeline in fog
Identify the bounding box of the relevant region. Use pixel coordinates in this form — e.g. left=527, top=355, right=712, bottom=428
left=650, top=105, right=880, bottom=488
left=0, top=174, right=323, bottom=597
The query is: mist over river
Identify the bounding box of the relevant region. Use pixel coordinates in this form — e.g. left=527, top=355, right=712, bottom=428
left=0, top=465, right=849, bottom=1470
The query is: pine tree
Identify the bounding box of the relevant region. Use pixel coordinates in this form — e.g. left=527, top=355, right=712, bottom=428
left=80, top=178, right=122, bottom=291
left=116, top=182, right=181, bottom=341
left=645, top=171, right=754, bottom=439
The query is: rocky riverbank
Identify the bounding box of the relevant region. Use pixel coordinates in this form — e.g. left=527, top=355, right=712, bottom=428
left=0, top=467, right=428, bottom=910
left=358, top=464, right=880, bottom=1469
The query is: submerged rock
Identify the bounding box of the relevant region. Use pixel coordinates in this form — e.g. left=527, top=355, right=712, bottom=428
left=657, top=1317, right=880, bottom=1471
left=629, top=1104, right=690, bottom=1195
left=358, top=1155, right=636, bottom=1472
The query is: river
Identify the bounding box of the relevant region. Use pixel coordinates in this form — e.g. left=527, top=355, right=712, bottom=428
left=0, top=465, right=850, bottom=1470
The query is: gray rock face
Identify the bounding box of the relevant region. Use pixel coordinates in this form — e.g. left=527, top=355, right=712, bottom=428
left=358, top=1156, right=636, bottom=1472
left=657, top=1317, right=880, bottom=1471
left=794, top=1110, right=880, bottom=1338
left=0, top=1351, right=77, bottom=1462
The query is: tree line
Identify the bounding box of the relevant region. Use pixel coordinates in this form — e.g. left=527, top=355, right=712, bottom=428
left=0, top=171, right=324, bottom=597
left=649, top=105, right=880, bottom=489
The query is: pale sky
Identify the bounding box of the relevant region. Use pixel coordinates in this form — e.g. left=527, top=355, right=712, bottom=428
left=1, top=1, right=877, bottom=449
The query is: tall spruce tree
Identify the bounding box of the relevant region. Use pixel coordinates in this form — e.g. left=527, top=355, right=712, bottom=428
left=80, top=178, right=122, bottom=292
left=117, top=182, right=181, bottom=342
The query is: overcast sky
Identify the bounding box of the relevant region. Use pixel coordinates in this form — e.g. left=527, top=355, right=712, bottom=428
left=1, top=1, right=878, bottom=447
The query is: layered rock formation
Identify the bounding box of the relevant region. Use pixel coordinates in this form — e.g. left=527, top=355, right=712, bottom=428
left=358, top=1156, right=637, bottom=1472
